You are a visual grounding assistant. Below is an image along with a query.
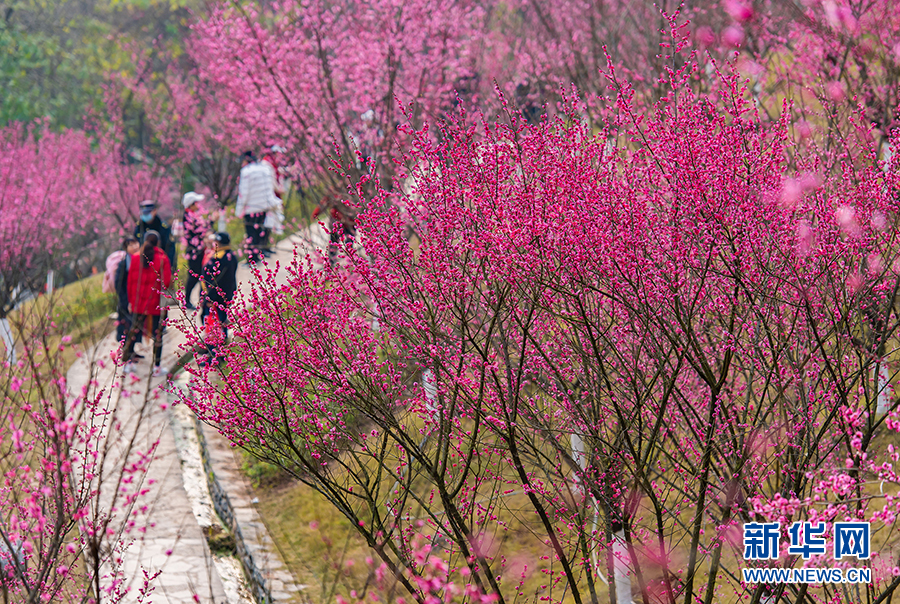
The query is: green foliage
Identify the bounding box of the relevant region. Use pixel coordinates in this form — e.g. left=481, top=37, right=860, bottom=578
left=0, top=0, right=199, bottom=129
left=0, top=9, right=108, bottom=127
left=240, top=449, right=287, bottom=489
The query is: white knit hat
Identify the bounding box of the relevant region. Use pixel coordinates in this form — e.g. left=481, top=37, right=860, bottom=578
left=182, top=192, right=205, bottom=209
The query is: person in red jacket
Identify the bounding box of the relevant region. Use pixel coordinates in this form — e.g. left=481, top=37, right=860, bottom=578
left=123, top=230, right=172, bottom=376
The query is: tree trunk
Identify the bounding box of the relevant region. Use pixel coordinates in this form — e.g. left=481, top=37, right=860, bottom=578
left=570, top=433, right=631, bottom=601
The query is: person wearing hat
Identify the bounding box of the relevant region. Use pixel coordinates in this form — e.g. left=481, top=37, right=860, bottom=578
left=181, top=191, right=211, bottom=310
left=134, top=200, right=175, bottom=268
left=199, top=232, right=238, bottom=366
left=236, top=150, right=279, bottom=264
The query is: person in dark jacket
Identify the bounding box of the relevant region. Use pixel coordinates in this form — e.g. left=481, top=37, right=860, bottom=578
left=114, top=236, right=140, bottom=346
left=134, top=200, right=175, bottom=267
left=199, top=232, right=238, bottom=365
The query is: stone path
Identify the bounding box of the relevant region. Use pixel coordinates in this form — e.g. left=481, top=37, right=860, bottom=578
left=68, top=331, right=229, bottom=604
left=66, top=224, right=330, bottom=603
left=168, top=381, right=255, bottom=604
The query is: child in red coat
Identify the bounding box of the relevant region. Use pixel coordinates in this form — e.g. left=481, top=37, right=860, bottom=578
left=123, top=230, right=172, bottom=376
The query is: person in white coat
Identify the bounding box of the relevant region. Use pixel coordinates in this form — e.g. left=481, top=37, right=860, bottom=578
left=235, top=150, right=279, bottom=263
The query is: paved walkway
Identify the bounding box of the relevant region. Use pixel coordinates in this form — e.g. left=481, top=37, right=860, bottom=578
left=68, top=329, right=230, bottom=603
left=66, top=225, right=329, bottom=603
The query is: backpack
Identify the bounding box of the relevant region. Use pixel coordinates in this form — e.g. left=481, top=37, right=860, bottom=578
left=102, top=250, right=126, bottom=294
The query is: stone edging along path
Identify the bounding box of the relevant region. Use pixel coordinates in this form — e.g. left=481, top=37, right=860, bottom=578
left=189, top=389, right=309, bottom=604
left=165, top=370, right=308, bottom=604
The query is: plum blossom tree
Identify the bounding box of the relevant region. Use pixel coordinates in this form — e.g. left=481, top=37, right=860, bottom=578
left=0, top=126, right=107, bottom=362
left=733, top=0, right=899, bottom=156
left=98, top=153, right=177, bottom=235
left=118, top=52, right=242, bottom=213
left=189, top=0, right=486, bottom=199
left=333, top=540, right=500, bottom=604
left=96, top=72, right=189, bottom=231
left=110, top=0, right=899, bottom=214
left=490, top=0, right=695, bottom=122
left=486, top=0, right=897, bottom=160
left=181, top=48, right=900, bottom=604
left=0, top=299, right=163, bottom=603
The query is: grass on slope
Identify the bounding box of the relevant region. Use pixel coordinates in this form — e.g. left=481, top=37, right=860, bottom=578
left=10, top=272, right=116, bottom=355
left=247, top=444, right=597, bottom=604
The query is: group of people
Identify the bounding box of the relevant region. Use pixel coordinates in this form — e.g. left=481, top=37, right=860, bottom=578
left=237, top=146, right=360, bottom=268
left=103, top=194, right=239, bottom=376
left=101, top=144, right=361, bottom=375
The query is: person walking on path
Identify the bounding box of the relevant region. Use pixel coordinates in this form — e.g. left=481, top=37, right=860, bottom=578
left=111, top=236, right=141, bottom=348
left=312, top=197, right=357, bottom=267
left=262, top=146, right=287, bottom=239
left=102, top=239, right=129, bottom=296
left=180, top=191, right=210, bottom=310
left=199, top=232, right=238, bottom=366
left=123, top=230, right=172, bottom=376
left=236, top=150, right=279, bottom=264
left=198, top=232, right=217, bottom=328
left=134, top=200, right=176, bottom=267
